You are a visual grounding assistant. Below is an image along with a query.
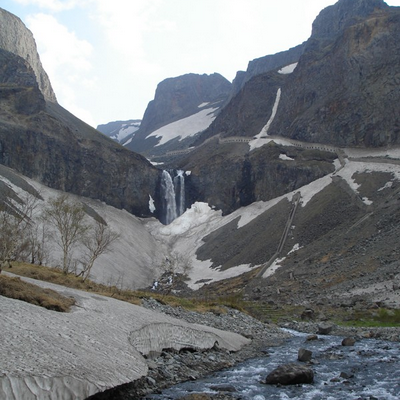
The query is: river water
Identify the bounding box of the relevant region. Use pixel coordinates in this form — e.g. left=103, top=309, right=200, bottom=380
left=150, top=330, right=400, bottom=399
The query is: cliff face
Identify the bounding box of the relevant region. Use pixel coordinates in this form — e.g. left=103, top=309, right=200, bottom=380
left=0, top=7, right=57, bottom=102
left=124, top=73, right=232, bottom=155
left=0, top=47, right=161, bottom=218
left=271, top=6, right=400, bottom=147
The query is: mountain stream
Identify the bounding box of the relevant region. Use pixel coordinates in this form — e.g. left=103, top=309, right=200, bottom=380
left=149, top=330, right=400, bottom=399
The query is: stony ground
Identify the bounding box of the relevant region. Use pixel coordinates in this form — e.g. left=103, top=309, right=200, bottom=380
left=88, top=298, right=400, bottom=400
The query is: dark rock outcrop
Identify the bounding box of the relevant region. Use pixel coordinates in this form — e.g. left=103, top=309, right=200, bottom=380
left=271, top=2, right=400, bottom=147
left=231, top=43, right=306, bottom=94
left=179, top=142, right=335, bottom=216
left=97, top=119, right=141, bottom=143
left=264, top=363, right=314, bottom=385
left=0, top=46, right=161, bottom=218
left=125, top=73, right=232, bottom=155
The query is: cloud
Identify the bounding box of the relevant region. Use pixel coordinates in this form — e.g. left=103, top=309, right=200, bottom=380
left=13, top=0, right=79, bottom=12
left=86, top=0, right=173, bottom=74
left=26, top=13, right=95, bottom=125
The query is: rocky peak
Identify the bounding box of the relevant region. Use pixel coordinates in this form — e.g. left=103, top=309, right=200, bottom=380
left=139, top=73, right=232, bottom=134
left=311, top=0, right=389, bottom=41
left=0, top=7, right=57, bottom=102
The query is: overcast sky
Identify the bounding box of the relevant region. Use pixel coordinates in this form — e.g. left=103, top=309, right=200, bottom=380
left=2, top=0, right=400, bottom=128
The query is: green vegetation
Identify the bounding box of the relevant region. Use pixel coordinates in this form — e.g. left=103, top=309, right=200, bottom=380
left=339, top=308, right=400, bottom=328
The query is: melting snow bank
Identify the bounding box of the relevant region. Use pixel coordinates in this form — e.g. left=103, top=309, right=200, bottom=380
left=0, top=276, right=250, bottom=400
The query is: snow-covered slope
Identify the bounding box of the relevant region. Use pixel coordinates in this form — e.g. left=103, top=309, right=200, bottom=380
left=146, top=105, right=219, bottom=147
left=0, top=276, right=249, bottom=400
left=0, top=165, right=163, bottom=289
left=97, top=119, right=141, bottom=143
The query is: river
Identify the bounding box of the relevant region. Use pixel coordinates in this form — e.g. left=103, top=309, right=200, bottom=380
left=149, top=330, right=400, bottom=399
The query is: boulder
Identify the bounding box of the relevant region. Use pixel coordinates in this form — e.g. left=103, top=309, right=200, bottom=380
left=298, top=348, right=312, bottom=362
left=342, top=337, right=356, bottom=346
left=306, top=334, right=318, bottom=342
left=317, top=323, right=333, bottom=335
left=301, top=309, right=315, bottom=320
left=265, top=363, right=314, bottom=385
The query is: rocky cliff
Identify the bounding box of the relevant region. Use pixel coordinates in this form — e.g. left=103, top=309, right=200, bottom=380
left=0, top=44, right=161, bottom=218
left=0, top=7, right=56, bottom=102
left=271, top=0, right=400, bottom=147
left=124, top=73, right=232, bottom=156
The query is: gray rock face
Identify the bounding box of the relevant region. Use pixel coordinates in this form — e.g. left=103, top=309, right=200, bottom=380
left=231, top=43, right=306, bottom=94
left=311, top=0, right=389, bottom=41
left=125, top=73, right=232, bottom=154
left=0, top=48, right=161, bottom=218
left=272, top=4, right=400, bottom=147
left=265, top=363, right=314, bottom=385
left=0, top=7, right=57, bottom=102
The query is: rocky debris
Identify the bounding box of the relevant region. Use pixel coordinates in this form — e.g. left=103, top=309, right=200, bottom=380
left=264, top=363, right=314, bottom=385
left=281, top=321, right=400, bottom=342
left=298, top=348, right=313, bottom=362
left=141, top=298, right=289, bottom=349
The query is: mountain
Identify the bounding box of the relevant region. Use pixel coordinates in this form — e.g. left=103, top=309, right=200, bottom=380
left=0, top=8, right=56, bottom=102
left=123, top=73, right=232, bottom=158
left=97, top=119, right=141, bottom=143
left=0, top=7, right=162, bottom=219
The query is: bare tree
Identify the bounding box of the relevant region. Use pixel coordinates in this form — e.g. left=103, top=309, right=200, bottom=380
left=0, top=191, right=40, bottom=266
left=42, top=194, right=90, bottom=274
left=80, top=220, right=120, bottom=282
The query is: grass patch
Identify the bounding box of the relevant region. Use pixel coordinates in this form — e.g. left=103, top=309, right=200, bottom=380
left=0, top=274, right=75, bottom=312
left=2, top=263, right=238, bottom=313
left=338, top=308, right=400, bottom=328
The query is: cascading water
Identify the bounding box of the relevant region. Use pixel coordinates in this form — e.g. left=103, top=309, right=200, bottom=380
left=161, top=170, right=186, bottom=224
left=161, top=170, right=178, bottom=225
left=174, top=170, right=185, bottom=217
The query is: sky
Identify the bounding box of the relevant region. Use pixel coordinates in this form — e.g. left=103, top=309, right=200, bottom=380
left=2, top=0, right=400, bottom=128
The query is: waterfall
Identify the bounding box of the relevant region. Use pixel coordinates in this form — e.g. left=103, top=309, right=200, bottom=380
left=161, top=170, right=177, bottom=224
left=174, top=170, right=185, bottom=216
left=161, top=170, right=186, bottom=224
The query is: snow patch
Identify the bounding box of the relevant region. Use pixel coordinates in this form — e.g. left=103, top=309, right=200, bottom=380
left=378, top=181, right=393, bottom=191
left=249, top=88, right=281, bottom=151
left=123, top=137, right=133, bottom=146
left=198, top=102, right=210, bottom=108
left=149, top=195, right=155, bottom=213
left=278, top=62, right=298, bottom=74
left=147, top=107, right=218, bottom=146
left=188, top=263, right=255, bottom=290
left=288, top=243, right=302, bottom=254
left=262, top=257, right=286, bottom=278
left=279, top=153, right=294, bottom=161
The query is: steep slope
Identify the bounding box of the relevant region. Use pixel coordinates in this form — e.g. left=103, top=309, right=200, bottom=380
left=271, top=2, right=400, bottom=147
left=147, top=145, right=400, bottom=311
left=0, top=164, right=164, bottom=287
left=0, top=40, right=161, bottom=218
left=0, top=7, right=56, bottom=102
left=97, top=119, right=141, bottom=143
left=123, top=73, right=232, bottom=157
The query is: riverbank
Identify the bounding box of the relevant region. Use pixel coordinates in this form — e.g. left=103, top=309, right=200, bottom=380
left=87, top=298, right=400, bottom=399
